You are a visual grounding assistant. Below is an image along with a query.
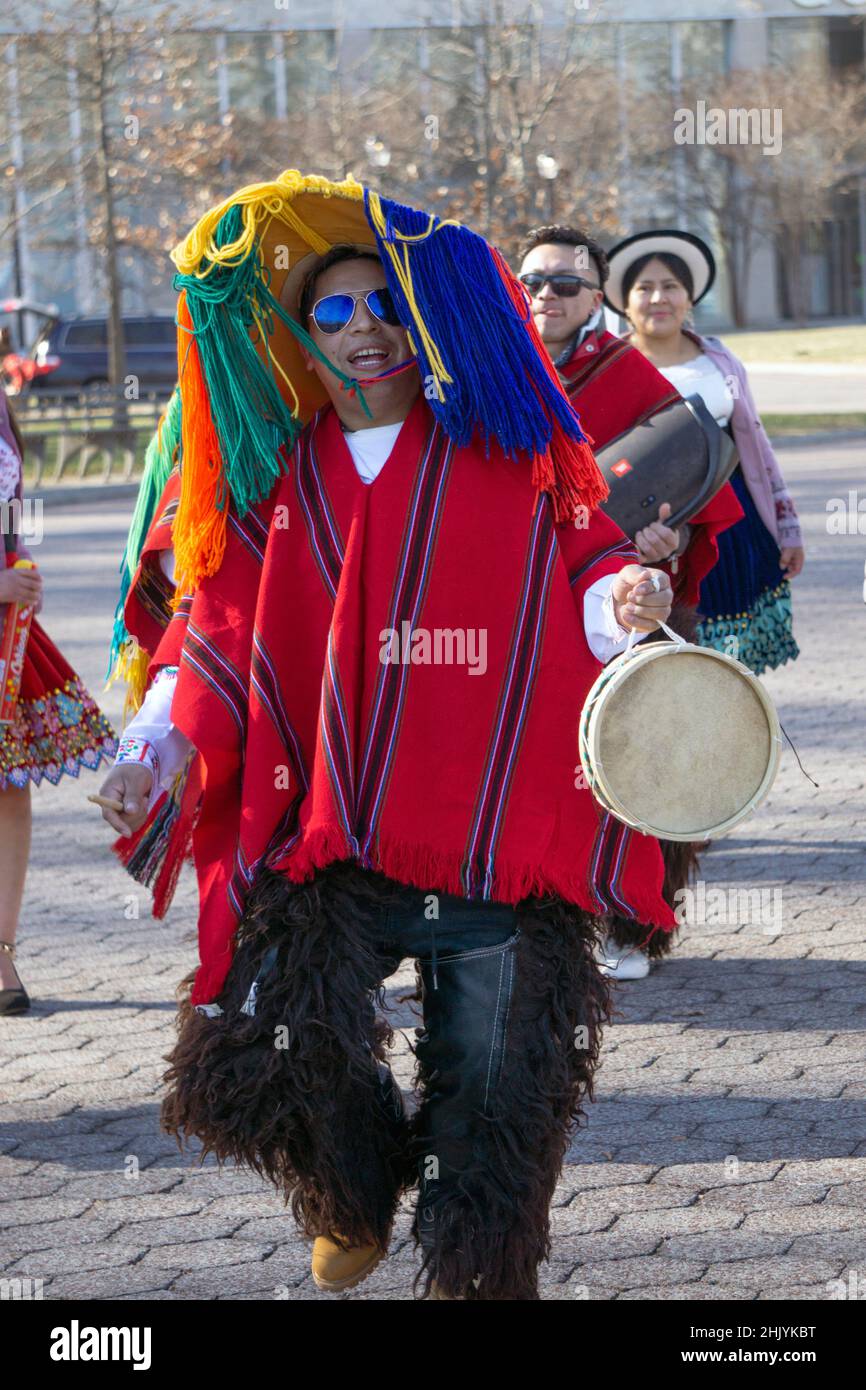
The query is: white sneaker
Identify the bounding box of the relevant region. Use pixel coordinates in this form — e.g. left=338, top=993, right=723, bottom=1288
left=595, top=936, right=651, bottom=980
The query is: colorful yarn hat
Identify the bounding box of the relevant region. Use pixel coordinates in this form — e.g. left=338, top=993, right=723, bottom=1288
left=108, top=170, right=607, bottom=695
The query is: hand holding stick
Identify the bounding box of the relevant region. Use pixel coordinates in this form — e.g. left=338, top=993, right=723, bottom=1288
left=89, top=764, right=154, bottom=837
left=88, top=793, right=125, bottom=812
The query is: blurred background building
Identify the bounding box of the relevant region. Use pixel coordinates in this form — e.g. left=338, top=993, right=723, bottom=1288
left=2, top=0, right=865, bottom=337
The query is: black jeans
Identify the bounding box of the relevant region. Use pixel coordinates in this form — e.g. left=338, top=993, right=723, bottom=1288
left=373, top=883, right=520, bottom=1256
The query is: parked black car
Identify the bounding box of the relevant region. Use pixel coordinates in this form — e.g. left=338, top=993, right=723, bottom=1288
left=30, top=315, right=178, bottom=393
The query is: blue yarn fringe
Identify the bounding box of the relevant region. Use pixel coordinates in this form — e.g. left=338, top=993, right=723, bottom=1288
left=363, top=190, right=588, bottom=461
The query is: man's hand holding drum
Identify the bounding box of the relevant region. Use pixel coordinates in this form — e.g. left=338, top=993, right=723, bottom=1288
left=611, top=563, right=672, bottom=633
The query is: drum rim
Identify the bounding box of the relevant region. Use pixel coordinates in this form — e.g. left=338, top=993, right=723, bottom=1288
left=579, top=641, right=782, bottom=841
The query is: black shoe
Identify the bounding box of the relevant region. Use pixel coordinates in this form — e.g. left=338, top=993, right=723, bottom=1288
left=0, top=943, right=30, bottom=1016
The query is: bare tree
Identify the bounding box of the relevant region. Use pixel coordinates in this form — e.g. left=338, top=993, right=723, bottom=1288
left=658, top=63, right=865, bottom=325
left=415, top=2, right=632, bottom=252
left=759, top=68, right=865, bottom=323
left=2, top=0, right=237, bottom=405
left=8, top=5, right=859, bottom=343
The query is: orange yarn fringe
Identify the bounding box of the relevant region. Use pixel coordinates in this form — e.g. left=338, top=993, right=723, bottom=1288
left=174, top=291, right=228, bottom=594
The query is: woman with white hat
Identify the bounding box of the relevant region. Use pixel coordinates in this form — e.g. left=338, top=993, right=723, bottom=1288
left=605, top=230, right=804, bottom=675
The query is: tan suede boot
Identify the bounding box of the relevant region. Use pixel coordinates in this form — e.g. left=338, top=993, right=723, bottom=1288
left=311, top=1232, right=387, bottom=1293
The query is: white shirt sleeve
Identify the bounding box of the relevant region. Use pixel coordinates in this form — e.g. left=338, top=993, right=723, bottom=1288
left=583, top=574, right=631, bottom=665
left=159, top=547, right=176, bottom=584
left=115, top=667, right=193, bottom=814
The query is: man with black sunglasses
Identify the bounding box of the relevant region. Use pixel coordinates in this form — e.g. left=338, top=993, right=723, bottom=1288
left=518, top=224, right=742, bottom=981
left=518, top=227, right=690, bottom=582
left=518, top=229, right=607, bottom=370
left=518, top=225, right=684, bottom=471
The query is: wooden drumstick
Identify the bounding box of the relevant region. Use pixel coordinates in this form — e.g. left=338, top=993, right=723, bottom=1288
left=88, top=793, right=126, bottom=812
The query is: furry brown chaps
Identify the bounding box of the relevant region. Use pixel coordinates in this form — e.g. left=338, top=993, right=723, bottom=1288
left=160, top=862, right=414, bottom=1248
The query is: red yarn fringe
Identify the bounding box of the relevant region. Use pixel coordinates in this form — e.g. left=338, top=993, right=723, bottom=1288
left=541, top=426, right=609, bottom=523
left=489, top=246, right=609, bottom=523
left=113, top=818, right=147, bottom=866
left=273, top=824, right=676, bottom=934
left=112, top=759, right=202, bottom=919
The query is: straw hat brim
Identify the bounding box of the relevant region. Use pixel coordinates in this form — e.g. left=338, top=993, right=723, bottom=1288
left=278, top=244, right=381, bottom=321
left=255, top=190, right=380, bottom=423
left=604, top=230, right=715, bottom=316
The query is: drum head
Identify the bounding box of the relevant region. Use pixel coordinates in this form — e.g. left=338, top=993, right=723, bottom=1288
left=592, top=647, right=777, bottom=839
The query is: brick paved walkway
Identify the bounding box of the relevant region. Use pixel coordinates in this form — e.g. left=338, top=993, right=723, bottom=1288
left=2, top=438, right=864, bottom=1301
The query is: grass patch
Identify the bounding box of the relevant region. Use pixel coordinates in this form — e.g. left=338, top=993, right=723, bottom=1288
left=762, top=412, right=866, bottom=435
left=725, top=324, right=866, bottom=365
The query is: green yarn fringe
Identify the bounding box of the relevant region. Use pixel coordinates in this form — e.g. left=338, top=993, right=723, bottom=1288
left=107, top=201, right=372, bottom=683
left=173, top=204, right=372, bottom=528
left=174, top=203, right=299, bottom=518
left=106, top=386, right=182, bottom=679
left=697, top=580, right=800, bottom=676
left=108, top=203, right=376, bottom=683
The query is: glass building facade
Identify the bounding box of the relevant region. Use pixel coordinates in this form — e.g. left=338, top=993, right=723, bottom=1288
left=1, top=0, right=864, bottom=328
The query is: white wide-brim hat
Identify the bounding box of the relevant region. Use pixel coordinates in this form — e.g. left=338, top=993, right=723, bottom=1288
left=604, top=230, right=716, bottom=316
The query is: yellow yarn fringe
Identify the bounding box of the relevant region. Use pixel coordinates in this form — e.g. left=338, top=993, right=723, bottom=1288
left=105, top=639, right=152, bottom=724
left=365, top=190, right=456, bottom=405
left=171, top=170, right=365, bottom=279
left=167, top=171, right=463, bottom=594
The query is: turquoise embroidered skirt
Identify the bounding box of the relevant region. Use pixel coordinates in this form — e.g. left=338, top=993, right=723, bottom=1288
left=697, top=466, right=799, bottom=676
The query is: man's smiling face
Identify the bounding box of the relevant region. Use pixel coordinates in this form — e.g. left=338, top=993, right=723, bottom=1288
left=300, top=256, right=417, bottom=426
left=518, top=242, right=603, bottom=352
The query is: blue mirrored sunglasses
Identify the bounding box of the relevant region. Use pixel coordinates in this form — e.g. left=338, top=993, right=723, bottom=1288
left=310, top=288, right=402, bottom=335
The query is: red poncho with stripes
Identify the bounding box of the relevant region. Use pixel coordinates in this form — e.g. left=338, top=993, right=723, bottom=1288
left=142, top=393, right=677, bottom=1004
left=560, top=327, right=743, bottom=606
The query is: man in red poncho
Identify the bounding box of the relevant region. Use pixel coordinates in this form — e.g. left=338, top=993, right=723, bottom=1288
left=517, top=224, right=743, bottom=609
left=517, top=224, right=743, bottom=980
left=98, top=207, right=677, bottom=1300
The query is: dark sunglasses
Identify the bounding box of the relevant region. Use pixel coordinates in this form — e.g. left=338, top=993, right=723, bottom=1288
left=309, top=287, right=402, bottom=335
left=519, top=272, right=600, bottom=298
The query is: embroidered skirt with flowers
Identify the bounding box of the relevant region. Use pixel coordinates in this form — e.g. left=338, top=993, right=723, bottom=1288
left=0, top=616, right=118, bottom=791
left=696, top=465, right=799, bottom=677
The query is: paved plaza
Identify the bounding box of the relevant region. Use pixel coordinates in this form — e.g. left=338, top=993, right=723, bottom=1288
left=1, top=436, right=864, bottom=1301
left=748, top=365, right=866, bottom=418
